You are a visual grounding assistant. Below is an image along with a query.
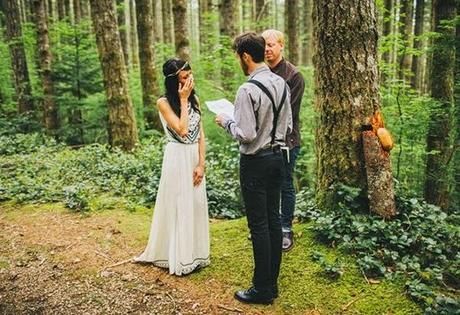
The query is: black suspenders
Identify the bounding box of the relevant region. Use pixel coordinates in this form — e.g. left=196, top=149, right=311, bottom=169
left=247, top=79, right=288, bottom=147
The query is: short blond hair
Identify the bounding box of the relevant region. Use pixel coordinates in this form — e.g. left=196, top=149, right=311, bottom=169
left=261, top=29, right=285, bottom=45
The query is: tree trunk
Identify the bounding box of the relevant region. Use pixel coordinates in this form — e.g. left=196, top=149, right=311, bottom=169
left=362, top=130, right=396, bottom=218
left=80, top=0, right=89, bottom=19
left=255, top=0, right=268, bottom=32
left=381, top=0, right=393, bottom=65
left=285, top=0, right=299, bottom=65
left=313, top=1, right=389, bottom=213
left=73, top=0, right=80, bottom=23
left=136, top=0, right=161, bottom=130
left=116, top=0, right=130, bottom=69
left=398, top=0, right=414, bottom=81
left=219, top=0, right=237, bottom=90
left=2, top=0, right=35, bottom=113
left=57, top=0, right=65, bottom=20
left=129, top=0, right=138, bottom=66
left=89, top=0, right=139, bottom=150
left=152, top=0, right=163, bottom=43
left=424, top=0, right=456, bottom=211
left=172, top=0, right=190, bottom=61
left=411, top=0, right=425, bottom=90
left=70, top=0, right=83, bottom=144
left=162, top=0, right=174, bottom=47
left=34, top=0, right=59, bottom=133
left=453, top=1, right=460, bottom=212
left=64, top=0, right=70, bottom=18
left=301, top=0, right=312, bottom=66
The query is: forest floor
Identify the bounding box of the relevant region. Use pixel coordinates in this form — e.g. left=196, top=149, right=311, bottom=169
left=0, top=203, right=420, bottom=315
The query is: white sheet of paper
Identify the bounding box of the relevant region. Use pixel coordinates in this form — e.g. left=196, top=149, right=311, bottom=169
left=205, top=99, right=234, bottom=120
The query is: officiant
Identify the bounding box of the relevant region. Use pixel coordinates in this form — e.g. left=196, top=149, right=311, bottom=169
left=215, top=32, right=292, bottom=305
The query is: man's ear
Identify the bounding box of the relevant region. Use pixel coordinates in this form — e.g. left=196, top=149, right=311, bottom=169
left=242, top=52, right=252, bottom=63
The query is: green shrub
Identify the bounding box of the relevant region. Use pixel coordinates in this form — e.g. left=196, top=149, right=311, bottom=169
left=0, top=133, right=243, bottom=218
left=297, top=184, right=460, bottom=314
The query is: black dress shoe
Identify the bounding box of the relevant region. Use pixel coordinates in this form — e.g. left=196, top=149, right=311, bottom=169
left=234, top=286, right=274, bottom=305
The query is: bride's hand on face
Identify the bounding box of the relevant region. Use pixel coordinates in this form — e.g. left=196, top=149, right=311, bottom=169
left=193, top=165, right=204, bottom=186
left=178, top=76, right=194, bottom=101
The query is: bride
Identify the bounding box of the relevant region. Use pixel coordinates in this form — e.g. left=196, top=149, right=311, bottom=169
left=134, top=58, right=210, bottom=275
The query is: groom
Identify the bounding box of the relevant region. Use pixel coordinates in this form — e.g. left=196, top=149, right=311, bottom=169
left=215, top=32, right=292, bottom=304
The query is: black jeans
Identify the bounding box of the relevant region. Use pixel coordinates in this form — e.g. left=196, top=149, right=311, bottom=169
left=240, top=151, right=284, bottom=291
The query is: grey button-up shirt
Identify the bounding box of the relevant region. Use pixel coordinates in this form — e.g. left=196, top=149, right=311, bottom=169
left=221, top=65, right=293, bottom=155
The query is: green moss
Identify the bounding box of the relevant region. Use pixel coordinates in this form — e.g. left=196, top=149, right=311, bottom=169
left=190, top=219, right=421, bottom=314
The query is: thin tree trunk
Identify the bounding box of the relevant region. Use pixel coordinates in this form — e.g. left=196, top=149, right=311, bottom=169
left=80, top=0, right=88, bottom=18
left=411, top=0, right=425, bottom=90
left=255, top=0, right=268, bottom=32
left=57, top=0, right=65, bottom=20
left=136, top=0, right=161, bottom=130
left=162, top=0, right=174, bottom=47
left=285, top=0, right=299, bottom=65
left=2, top=0, right=35, bottom=114
left=453, top=0, right=460, bottom=212
left=73, top=0, right=80, bottom=22
left=382, top=0, right=393, bottom=65
left=152, top=0, right=163, bottom=43
left=70, top=0, right=83, bottom=144
left=129, top=0, right=138, bottom=66
left=220, top=0, right=237, bottom=90
left=34, top=0, right=59, bottom=133
left=424, top=0, right=456, bottom=211
left=398, top=0, right=414, bottom=81
left=313, top=1, right=394, bottom=217
left=301, top=0, right=312, bottom=66
left=89, top=0, right=139, bottom=150
left=117, top=0, right=130, bottom=69
left=172, top=0, right=190, bottom=61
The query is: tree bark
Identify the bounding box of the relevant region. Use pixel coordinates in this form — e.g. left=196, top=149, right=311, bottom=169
left=73, top=0, right=80, bottom=23
left=34, top=0, right=59, bottom=133
left=89, top=0, right=139, bottom=150
left=172, top=0, right=190, bottom=61
left=116, top=0, right=130, bottom=69
left=301, top=0, right=312, bottom=66
left=453, top=1, right=460, bottom=212
left=424, top=0, right=456, bottom=211
left=152, top=0, right=163, bottom=43
left=313, top=1, right=389, bottom=213
left=2, top=0, right=35, bottom=113
left=219, top=0, right=237, bottom=90
left=362, top=130, right=396, bottom=218
left=80, top=0, right=88, bottom=19
left=57, top=0, right=65, bottom=20
left=411, top=0, right=425, bottom=90
left=129, top=0, right=138, bottom=66
left=381, top=0, right=393, bottom=65
left=162, top=0, right=174, bottom=47
left=136, top=0, right=161, bottom=130
left=285, top=0, right=299, bottom=65
left=398, top=0, right=414, bottom=81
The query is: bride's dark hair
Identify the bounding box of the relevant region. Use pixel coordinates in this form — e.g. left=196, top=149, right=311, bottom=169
left=162, top=58, right=199, bottom=117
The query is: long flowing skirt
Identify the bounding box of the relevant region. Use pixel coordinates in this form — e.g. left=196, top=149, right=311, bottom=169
left=134, top=142, right=210, bottom=275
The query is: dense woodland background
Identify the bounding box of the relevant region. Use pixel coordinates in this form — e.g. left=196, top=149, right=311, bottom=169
left=0, top=0, right=459, bottom=313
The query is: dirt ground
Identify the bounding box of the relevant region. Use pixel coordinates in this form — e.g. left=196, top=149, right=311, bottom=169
left=0, top=205, right=269, bottom=315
